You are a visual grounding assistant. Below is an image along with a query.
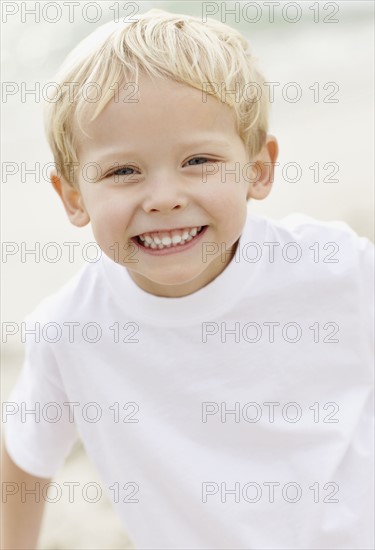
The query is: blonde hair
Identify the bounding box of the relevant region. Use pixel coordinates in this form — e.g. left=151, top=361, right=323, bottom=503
left=44, top=8, right=270, bottom=187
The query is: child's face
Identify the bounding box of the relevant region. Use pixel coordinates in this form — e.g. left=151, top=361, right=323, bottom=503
left=55, top=74, right=277, bottom=297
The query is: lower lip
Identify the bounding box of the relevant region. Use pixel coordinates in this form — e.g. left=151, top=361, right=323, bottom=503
left=131, top=226, right=209, bottom=256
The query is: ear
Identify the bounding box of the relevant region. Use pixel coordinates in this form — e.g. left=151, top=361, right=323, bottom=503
left=246, top=135, right=279, bottom=201
left=50, top=170, right=90, bottom=227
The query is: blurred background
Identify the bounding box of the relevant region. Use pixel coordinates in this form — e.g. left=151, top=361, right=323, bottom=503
left=1, top=1, right=374, bottom=548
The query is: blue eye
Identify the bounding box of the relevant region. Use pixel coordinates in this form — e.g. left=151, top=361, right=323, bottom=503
left=112, top=167, right=136, bottom=176
left=187, top=157, right=209, bottom=166
left=106, top=166, right=138, bottom=178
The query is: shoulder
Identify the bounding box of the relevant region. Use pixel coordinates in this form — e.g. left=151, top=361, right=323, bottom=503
left=243, top=212, right=374, bottom=299
left=280, top=213, right=373, bottom=270
left=260, top=211, right=363, bottom=241
left=251, top=211, right=374, bottom=263
left=24, top=258, right=106, bottom=325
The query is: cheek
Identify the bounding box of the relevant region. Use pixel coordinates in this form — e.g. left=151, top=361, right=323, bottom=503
left=86, top=195, right=132, bottom=236
left=203, top=178, right=247, bottom=216
left=206, top=169, right=249, bottom=199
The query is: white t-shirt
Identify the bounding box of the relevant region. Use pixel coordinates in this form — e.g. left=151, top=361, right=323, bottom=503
left=4, top=212, right=374, bottom=550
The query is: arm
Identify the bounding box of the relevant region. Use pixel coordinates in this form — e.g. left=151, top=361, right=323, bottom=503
left=1, top=440, right=51, bottom=550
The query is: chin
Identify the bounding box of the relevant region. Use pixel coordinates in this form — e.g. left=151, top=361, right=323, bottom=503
left=151, top=266, right=204, bottom=284
left=152, top=273, right=195, bottom=286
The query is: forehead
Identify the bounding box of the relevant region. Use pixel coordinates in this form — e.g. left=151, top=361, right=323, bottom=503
left=76, top=74, right=239, bottom=156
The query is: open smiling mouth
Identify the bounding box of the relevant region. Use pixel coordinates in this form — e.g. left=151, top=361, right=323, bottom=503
left=131, top=225, right=208, bottom=253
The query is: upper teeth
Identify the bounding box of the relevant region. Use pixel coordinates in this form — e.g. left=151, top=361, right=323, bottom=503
left=138, top=226, right=203, bottom=248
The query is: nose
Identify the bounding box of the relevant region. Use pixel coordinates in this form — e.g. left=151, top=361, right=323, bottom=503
left=142, top=176, right=188, bottom=214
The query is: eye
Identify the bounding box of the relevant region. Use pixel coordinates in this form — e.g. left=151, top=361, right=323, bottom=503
left=186, top=157, right=211, bottom=166
left=106, top=166, right=138, bottom=178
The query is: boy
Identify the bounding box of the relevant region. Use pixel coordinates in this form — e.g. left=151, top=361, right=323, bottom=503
left=2, top=9, right=374, bottom=549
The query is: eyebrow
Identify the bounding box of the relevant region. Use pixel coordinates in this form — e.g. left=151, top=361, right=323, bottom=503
left=177, top=138, right=231, bottom=149
left=96, top=139, right=231, bottom=164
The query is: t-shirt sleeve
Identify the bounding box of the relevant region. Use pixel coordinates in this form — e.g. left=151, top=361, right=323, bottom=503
left=3, top=315, right=79, bottom=479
